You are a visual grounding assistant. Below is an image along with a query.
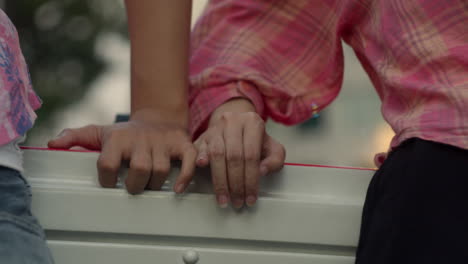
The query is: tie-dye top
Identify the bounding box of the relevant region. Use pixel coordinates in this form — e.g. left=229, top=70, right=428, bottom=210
left=0, top=9, right=41, bottom=146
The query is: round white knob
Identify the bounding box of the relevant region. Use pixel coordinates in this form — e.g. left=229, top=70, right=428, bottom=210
left=182, top=250, right=199, bottom=264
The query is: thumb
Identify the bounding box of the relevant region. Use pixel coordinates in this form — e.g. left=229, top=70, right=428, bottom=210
left=374, top=152, right=388, bottom=168
left=259, top=135, right=286, bottom=177
left=48, top=125, right=104, bottom=150
left=194, top=137, right=209, bottom=167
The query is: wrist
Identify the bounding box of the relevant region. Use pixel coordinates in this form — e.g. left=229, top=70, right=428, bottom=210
left=131, top=108, right=188, bottom=128
left=209, top=98, right=256, bottom=125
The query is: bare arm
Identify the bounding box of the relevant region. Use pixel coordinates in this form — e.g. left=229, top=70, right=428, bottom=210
left=125, top=0, right=192, bottom=126
left=49, top=1, right=196, bottom=195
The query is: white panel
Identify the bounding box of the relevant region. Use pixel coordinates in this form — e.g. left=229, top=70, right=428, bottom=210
left=49, top=240, right=355, bottom=264
left=22, top=149, right=374, bottom=263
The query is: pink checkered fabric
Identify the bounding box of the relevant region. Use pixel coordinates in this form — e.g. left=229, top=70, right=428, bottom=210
left=189, top=0, right=468, bottom=152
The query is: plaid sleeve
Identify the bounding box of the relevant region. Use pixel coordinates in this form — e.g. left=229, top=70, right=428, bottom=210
left=189, top=0, right=345, bottom=138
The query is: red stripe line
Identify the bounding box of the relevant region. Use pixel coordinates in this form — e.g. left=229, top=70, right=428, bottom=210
left=20, top=147, right=376, bottom=171
left=284, top=162, right=376, bottom=171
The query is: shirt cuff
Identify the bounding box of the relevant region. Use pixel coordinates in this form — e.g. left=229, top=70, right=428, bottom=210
left=189, top=81, right=265, bottom=140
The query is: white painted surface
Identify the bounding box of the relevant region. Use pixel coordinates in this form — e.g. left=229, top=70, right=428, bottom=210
left=23, top=149, right=374, bottom=263
left=48, top=241, right=355, bottom=264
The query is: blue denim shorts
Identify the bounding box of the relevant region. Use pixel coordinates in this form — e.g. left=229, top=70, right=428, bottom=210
left=0, top=166, right=54, bottom=264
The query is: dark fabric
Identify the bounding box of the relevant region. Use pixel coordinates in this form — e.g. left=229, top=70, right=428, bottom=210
left=355, top=138, right=468, bottom=264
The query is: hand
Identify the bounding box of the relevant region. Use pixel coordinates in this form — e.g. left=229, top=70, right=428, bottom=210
left=195, top=100, right=286, bottom=209
left=48, top=114, right=197, bottom=195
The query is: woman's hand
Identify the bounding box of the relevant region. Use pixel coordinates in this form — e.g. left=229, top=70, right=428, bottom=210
left=48, top=111, right=197, bottom=195
left=195, top=99, right=285, bottom=209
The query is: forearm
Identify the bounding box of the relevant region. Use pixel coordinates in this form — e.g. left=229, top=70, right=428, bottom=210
left=125, top=0, right=192, bottom=126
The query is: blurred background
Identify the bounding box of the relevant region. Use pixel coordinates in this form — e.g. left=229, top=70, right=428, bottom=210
left=3, top=0, right=394, bottom=168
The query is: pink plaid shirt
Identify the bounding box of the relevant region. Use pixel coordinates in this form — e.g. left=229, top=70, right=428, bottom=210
left=189, top=0, right=468, bottom=153
left=0, top=10, right=41, bottom=146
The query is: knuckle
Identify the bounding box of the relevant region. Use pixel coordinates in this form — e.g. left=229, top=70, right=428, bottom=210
left=221, top=112, right=234, bottom=120
left=244, top=111, right=257, bottom=119
left=153, top=163, right=170, bottom=175
left=130, top=161, right=151, bottom=174
left=209, top=143, right=225, bottom=159
left=106, top=130, right=122, bottom=141
left=226, top=149, right=243, bottom=162
left=244, top=150, right=260, bottom=163
left=245, top=112, right=262, bottom=122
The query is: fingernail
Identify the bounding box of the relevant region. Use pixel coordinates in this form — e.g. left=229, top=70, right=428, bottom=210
left=196, top=157, right=205, bottom=165
left=56, top=130, right=68, bottom=138
left=246, top=195, right=257, bottom=207
left=260, top=166, right=268, bottom=177
left=175, top=183, right=185, bottom=193
left=217, top=195, right=228, bottom=208
left=232, top=198, right=244, bottom=209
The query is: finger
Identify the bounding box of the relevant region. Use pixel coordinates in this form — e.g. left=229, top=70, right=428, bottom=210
left=97, top=142, right=123, bottom=188
left=194, top=139, right=209, bottom=167
left=208, top=134, right=229, bottom=208
left=48, top=125, right=103, bottom=150
left=224, top=119, right=245, bottom=209
left=260, top=135, right=286, bottom=177
left=173, top=143, right=197, bottom=193
left=243, top=117, right=264, bottom=207
left=147, top=148, right=171, bottom=191
left=125, top=146, right=152, bottom=195
left=374, top=152, right=387, bottom=168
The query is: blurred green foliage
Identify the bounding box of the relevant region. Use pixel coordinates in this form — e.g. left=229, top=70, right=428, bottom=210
left=5, top=0, right=127, bottom=130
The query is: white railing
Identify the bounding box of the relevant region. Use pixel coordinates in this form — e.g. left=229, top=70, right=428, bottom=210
left=24, top=149, right=373, bottom=264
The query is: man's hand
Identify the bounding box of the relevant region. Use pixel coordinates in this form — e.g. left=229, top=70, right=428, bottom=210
left=48, top=116, right=197, bottom=195
left=194, top=99, right=285, bottom=209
